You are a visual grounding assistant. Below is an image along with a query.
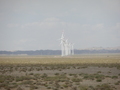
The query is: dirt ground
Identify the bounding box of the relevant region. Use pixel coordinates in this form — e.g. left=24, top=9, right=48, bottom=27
left=0, top=65, right=120, bottom=90
left=0, top=54, right=120, bottom=90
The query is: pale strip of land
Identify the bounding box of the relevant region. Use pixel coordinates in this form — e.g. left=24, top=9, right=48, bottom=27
left=0, top=53, right=120, bottom=65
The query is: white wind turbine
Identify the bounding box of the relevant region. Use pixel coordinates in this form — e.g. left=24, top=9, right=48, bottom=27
left=60, top=31, right=65, bottom=56
left=64, top=39, right=68, bottom=56
left=59, top=31, right=74, bottom=56
left=68, top=43, right=71, bottom=55
left=71, top=43, right=74, bottom=55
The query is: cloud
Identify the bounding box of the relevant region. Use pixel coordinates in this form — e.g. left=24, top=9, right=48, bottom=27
left=102, top=0, right=120, bottom=12
left=92, top=24, right=104, bottom=30
left=116, top=23, right=120, bottom=29
left=7, top=23, right=19, bottom=28
left=44, top=17, right=60, bottom=22
left=111, top=23, right=120, bottom=38
left=71, top=8, right=77, bottom=12
left=1, top=18, right=120, bottom=50
left=21, top=17, right=65, bottom=30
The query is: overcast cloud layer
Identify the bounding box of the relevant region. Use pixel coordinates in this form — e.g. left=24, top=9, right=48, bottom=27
left=0, top=0, right=120, bottom=50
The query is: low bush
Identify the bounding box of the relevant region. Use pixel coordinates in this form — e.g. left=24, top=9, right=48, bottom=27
left=95, top=84, right=115, bottom=90
left=72, top=78, right=82, bottom=82
left=112, top=76, right=118, bottom=79
left=96, top=79, right=102, bottom=82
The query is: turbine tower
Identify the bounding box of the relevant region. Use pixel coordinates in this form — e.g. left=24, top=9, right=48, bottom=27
left=69, top=43, right=71, bottom=55
left=60, top=31, right=65, bottom=56
left=64, top=39, right=68, bottom=56
left=72, top=43, right=74, bottom=55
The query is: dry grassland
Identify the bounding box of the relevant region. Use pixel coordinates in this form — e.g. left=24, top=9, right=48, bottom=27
left=0, top=53, right=120, bottom=65
left=0, top=54, right=120, bottom=90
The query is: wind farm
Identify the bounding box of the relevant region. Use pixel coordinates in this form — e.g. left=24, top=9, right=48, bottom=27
left=60, top=31, right=74, bottom=56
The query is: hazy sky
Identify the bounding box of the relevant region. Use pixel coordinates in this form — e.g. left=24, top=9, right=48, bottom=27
left=0, top=0, right=120, bottom=50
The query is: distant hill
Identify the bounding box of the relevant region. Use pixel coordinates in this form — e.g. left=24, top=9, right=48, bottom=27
left=0, top=49, right=120, bottom=55
left=79, top=46, right=120, bottom=50
left=75, top=49, right=120, bottom=54
left=0, top=50, right=60, bottom=55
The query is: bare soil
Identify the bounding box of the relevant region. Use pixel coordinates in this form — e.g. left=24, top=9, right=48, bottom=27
left=0, top=65, right=120, bottom=90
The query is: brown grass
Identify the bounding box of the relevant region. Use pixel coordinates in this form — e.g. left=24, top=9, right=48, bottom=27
left=0, top=53, right=120, bottom=65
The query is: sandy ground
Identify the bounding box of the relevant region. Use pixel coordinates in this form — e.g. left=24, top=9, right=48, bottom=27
left=0, top=54, right=120, bottom=90
left=0, top=65, right=120, bottom=90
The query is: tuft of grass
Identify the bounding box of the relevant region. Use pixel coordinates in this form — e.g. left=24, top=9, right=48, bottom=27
left=30, top=85, right=38, bottom=89
left=63, top=84, right=68, bottom=88
left=55, top=73, right=59, bottom=75
left=112, top=76, right=118, bottom=79
left=96, top=79, right=102, bottom=82
left=29, top=73, right=34, bottom=75
left=47, top=86, right=51, bottom=89
left=114, top=81, right=120, bottom=85
left=95, top=84, right=115, bottom=90
left=72, top=78, right=82, bottom=82
left=79, top=85, right=89, bottom=90
left=97, top=71, right=102, bottom=73
left=17, top=87, right=23, bottom=90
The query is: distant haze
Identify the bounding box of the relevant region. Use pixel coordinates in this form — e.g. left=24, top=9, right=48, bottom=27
left=0, top=0, right=120, bottom=50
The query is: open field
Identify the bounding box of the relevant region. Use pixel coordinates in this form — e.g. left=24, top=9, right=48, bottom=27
left=0, top=53, right=120, bottom=65
left=0, top=54, right=120, bottom=90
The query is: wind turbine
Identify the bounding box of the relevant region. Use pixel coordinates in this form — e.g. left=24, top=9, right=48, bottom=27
left=71, top=43, right=74, bottom=55
left=67, top=43, right=71, bottom=55
left=60, top=31, right=65, bottom=56
left=59, top=31, right=74, bottom=56
left=65, top=39, right=68, bottom=56
left=69, top=43, right=72, bottom=55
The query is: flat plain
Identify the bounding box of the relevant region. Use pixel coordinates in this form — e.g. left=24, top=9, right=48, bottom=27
left=0, top=53, right=120, bottom=90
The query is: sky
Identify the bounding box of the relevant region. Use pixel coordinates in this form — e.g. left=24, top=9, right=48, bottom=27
left=0, top=0, right=120, bottom=50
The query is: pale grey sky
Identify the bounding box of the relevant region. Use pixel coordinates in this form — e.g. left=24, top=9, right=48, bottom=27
left=0, top=0, right=120, bottom=50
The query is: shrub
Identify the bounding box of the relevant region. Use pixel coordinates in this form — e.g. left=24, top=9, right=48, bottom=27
left=112, top=76, right=118, bottom=79
left=79, top=85, right=89, bottom=90
left=97, top=71, right=102, bottom=73
left=72, top=87, right=77, bottom=90
left=96, top=79, right=102, bottom=82
left=63, top=84, right=68, bottom=88
left=95, top=84, right=115, bottom=90
left=115, top=81, right=120, bottom=85
left=72, top=78, right=82, bottom=82
left=30, top=85, right=38, bottom=89
left=17, top=87, right=23, bottom=90
left=29, top=73, right=34, bottom=75
left=55, top=73, right=59, bottom=75
left=47, top=86, right=51, bottom=89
